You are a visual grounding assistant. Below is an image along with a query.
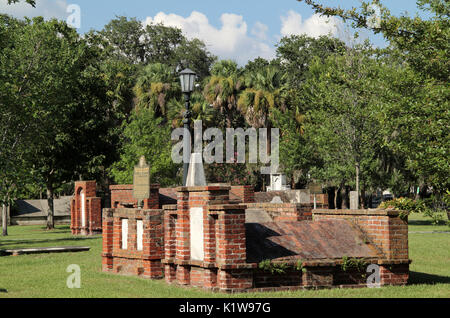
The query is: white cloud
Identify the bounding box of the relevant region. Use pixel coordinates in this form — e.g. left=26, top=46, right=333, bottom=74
left=0, top=0, right=68, bottom=20
left=144, top=11, right=274, bottom=65
left=251, top=21, right=268, bottom=40
left=280, top=10, right=340, bottom=38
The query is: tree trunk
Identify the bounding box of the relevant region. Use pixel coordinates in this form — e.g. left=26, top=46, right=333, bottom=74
left=2, top=203, right=7, bottom=236
left=361, top=187, right=366, bottom=209
left=334, top=187, right=338, bottom=210
left=355, top=162, right=360, bottom=209
left=46, top=186, right=54, bottom=230
left=7, top=193, right=11, bottom=226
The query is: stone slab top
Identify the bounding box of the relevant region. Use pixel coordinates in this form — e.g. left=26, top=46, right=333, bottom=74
left=162, top=204, right=177, bottom=210
left=102, top=208, right=164, bottom=219
left=313, top=209, right=401, bottom=216
left=246, top=219, right=382, bottom=263
left=1, top=246, right=90, bottom=256
left=176, top=184, right=231, bottom=192
left=109, top=184, right=160, bottom=190
left=207, top=204, right=247, bottom=212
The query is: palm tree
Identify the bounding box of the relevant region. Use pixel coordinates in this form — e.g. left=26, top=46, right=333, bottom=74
left=237, top=65, right=286, bottom=129
left=133, top=63, right=180, bottom=118
left=168, top=91, right=216, bottom=129
left=203, top=60, right=243, bottom=128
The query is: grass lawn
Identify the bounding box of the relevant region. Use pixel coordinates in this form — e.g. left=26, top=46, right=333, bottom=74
left=0, top=213, right=449, bottom=298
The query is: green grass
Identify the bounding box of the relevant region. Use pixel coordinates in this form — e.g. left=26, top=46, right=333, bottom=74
left=0, top=213, right=449, bottom=298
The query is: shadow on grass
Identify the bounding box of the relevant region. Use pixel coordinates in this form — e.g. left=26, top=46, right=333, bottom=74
left=409, top=271, right=450, bottom=285
left=0, top=236, right=100, bottom=249
left=409, top=220, right=436, bottom=226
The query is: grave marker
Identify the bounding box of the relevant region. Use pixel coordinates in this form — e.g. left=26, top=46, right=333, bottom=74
left=133, top=156, right=150, bottom=208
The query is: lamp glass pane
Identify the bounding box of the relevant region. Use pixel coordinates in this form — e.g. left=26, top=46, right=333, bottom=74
left=189, top=75, right=195, bottom=92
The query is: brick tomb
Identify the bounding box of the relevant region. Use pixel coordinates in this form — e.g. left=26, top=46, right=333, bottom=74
left=70, top=181, right=102, bottom=235
left=101, top=183, right=410, bottom=292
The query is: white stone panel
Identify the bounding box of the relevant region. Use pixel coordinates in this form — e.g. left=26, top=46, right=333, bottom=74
left=137, top=220, right=143, bottom=251
left=80, top=191, right=85, bottom=227
left=190, top=207, right=204, bottom=261
left=121, top=219, right=128, bottom=250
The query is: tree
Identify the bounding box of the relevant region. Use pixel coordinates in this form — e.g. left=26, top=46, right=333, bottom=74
left=2, top=17, right=115, bottom=229
left=1, top=15, right=36, bottom=234
left=7, top=0, right=35, bottom=5
left=109, top=108, right=180, bottom=187
left=237, top=65, right=286, bottom=129
left=98, top=17, right=216, bottom=78
left=133, top=63, right=180, bottom=118
left=203, top=60, right=244, bottom=128
left=302, top=46, right=396, bottom=207
left=299, top=0, right=450, bottom=194
left=298, top=0, right=449, bottom=81
left=174, top=38, right=217, bottom=81
left=100, top=16, right=145, bottom=64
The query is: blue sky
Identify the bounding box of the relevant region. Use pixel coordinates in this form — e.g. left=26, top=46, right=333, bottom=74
left=1, top=0, right=424, bottom=64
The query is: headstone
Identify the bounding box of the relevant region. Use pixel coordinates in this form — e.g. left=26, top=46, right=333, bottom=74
left=186, top=153, right=206, bottom=187
left=267, top=173, right=290, bottom=191
left=270, top=196, right=283, bottom=204
left=133, top=156, right=150, bottom=208
left=297, top=189, right=311, bottom=204
left=350, top=191, right=359, bottom=210
left=308, top=182, right=322, bottom=195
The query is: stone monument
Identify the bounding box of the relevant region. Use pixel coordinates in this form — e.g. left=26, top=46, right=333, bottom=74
left=185, top=153, right=206, bottom=187
left=350, top=191, right=359, bottom=210
left=133, top=156, right=150, bottom=208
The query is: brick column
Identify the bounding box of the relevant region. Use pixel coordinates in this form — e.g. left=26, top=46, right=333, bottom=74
left=175, top=190, right=190, bottom=284
left=142, top=210, right=163, bottom=278
left=102, top=209, right=114, bottom=271
left=212, top=205, right=247, bottom=265
left=163, top=205, right=177, bottom=283
left=88, top=197, right=102, bottom=234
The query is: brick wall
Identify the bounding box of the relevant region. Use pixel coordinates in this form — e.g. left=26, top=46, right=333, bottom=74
left=313, top=209, right=409, bottom=261
left=161, top=185, right=259, bottom=292
left=312, top=209, right=410, bottom=286
left=102, top=208, right=163, bottom=279
left=229, top=186, right=255, bottom=203
left=246, top=202, right=314, bottom=221
left=70, top=181, right=102, bottom=235
left=109, top=184, right=160, bottom=209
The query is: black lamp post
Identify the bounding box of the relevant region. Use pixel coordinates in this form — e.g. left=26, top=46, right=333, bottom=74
left=179, top=68, right=196, bottom=186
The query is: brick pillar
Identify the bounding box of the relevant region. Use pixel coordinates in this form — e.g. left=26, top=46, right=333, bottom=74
left=70, top=199, right=75, bottom=234
left=176, top=191, right=190, bottom=262
left=379, top=263, right=409, bottom=285
left=163, top=205, right=177, bottom=283
left=176, top=265, right=191, bottom=285
left=213, top=205, right=247, bottom=265
left=88, top=197, right=102, bottom=234
left=217, top=269, right=253, bottom=291
left=102, top=209, right=114, bottom=271
left=204, top=214, right=217, bottom=264
left=144, top=185, right=160, bottom=209
left=142, top=210, right=163, bottom=278
left=165, top=264, right=177, bottom=284
left=230, top=186, right=255, bottom=203
left=175, top=190, right=190, bottom=284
